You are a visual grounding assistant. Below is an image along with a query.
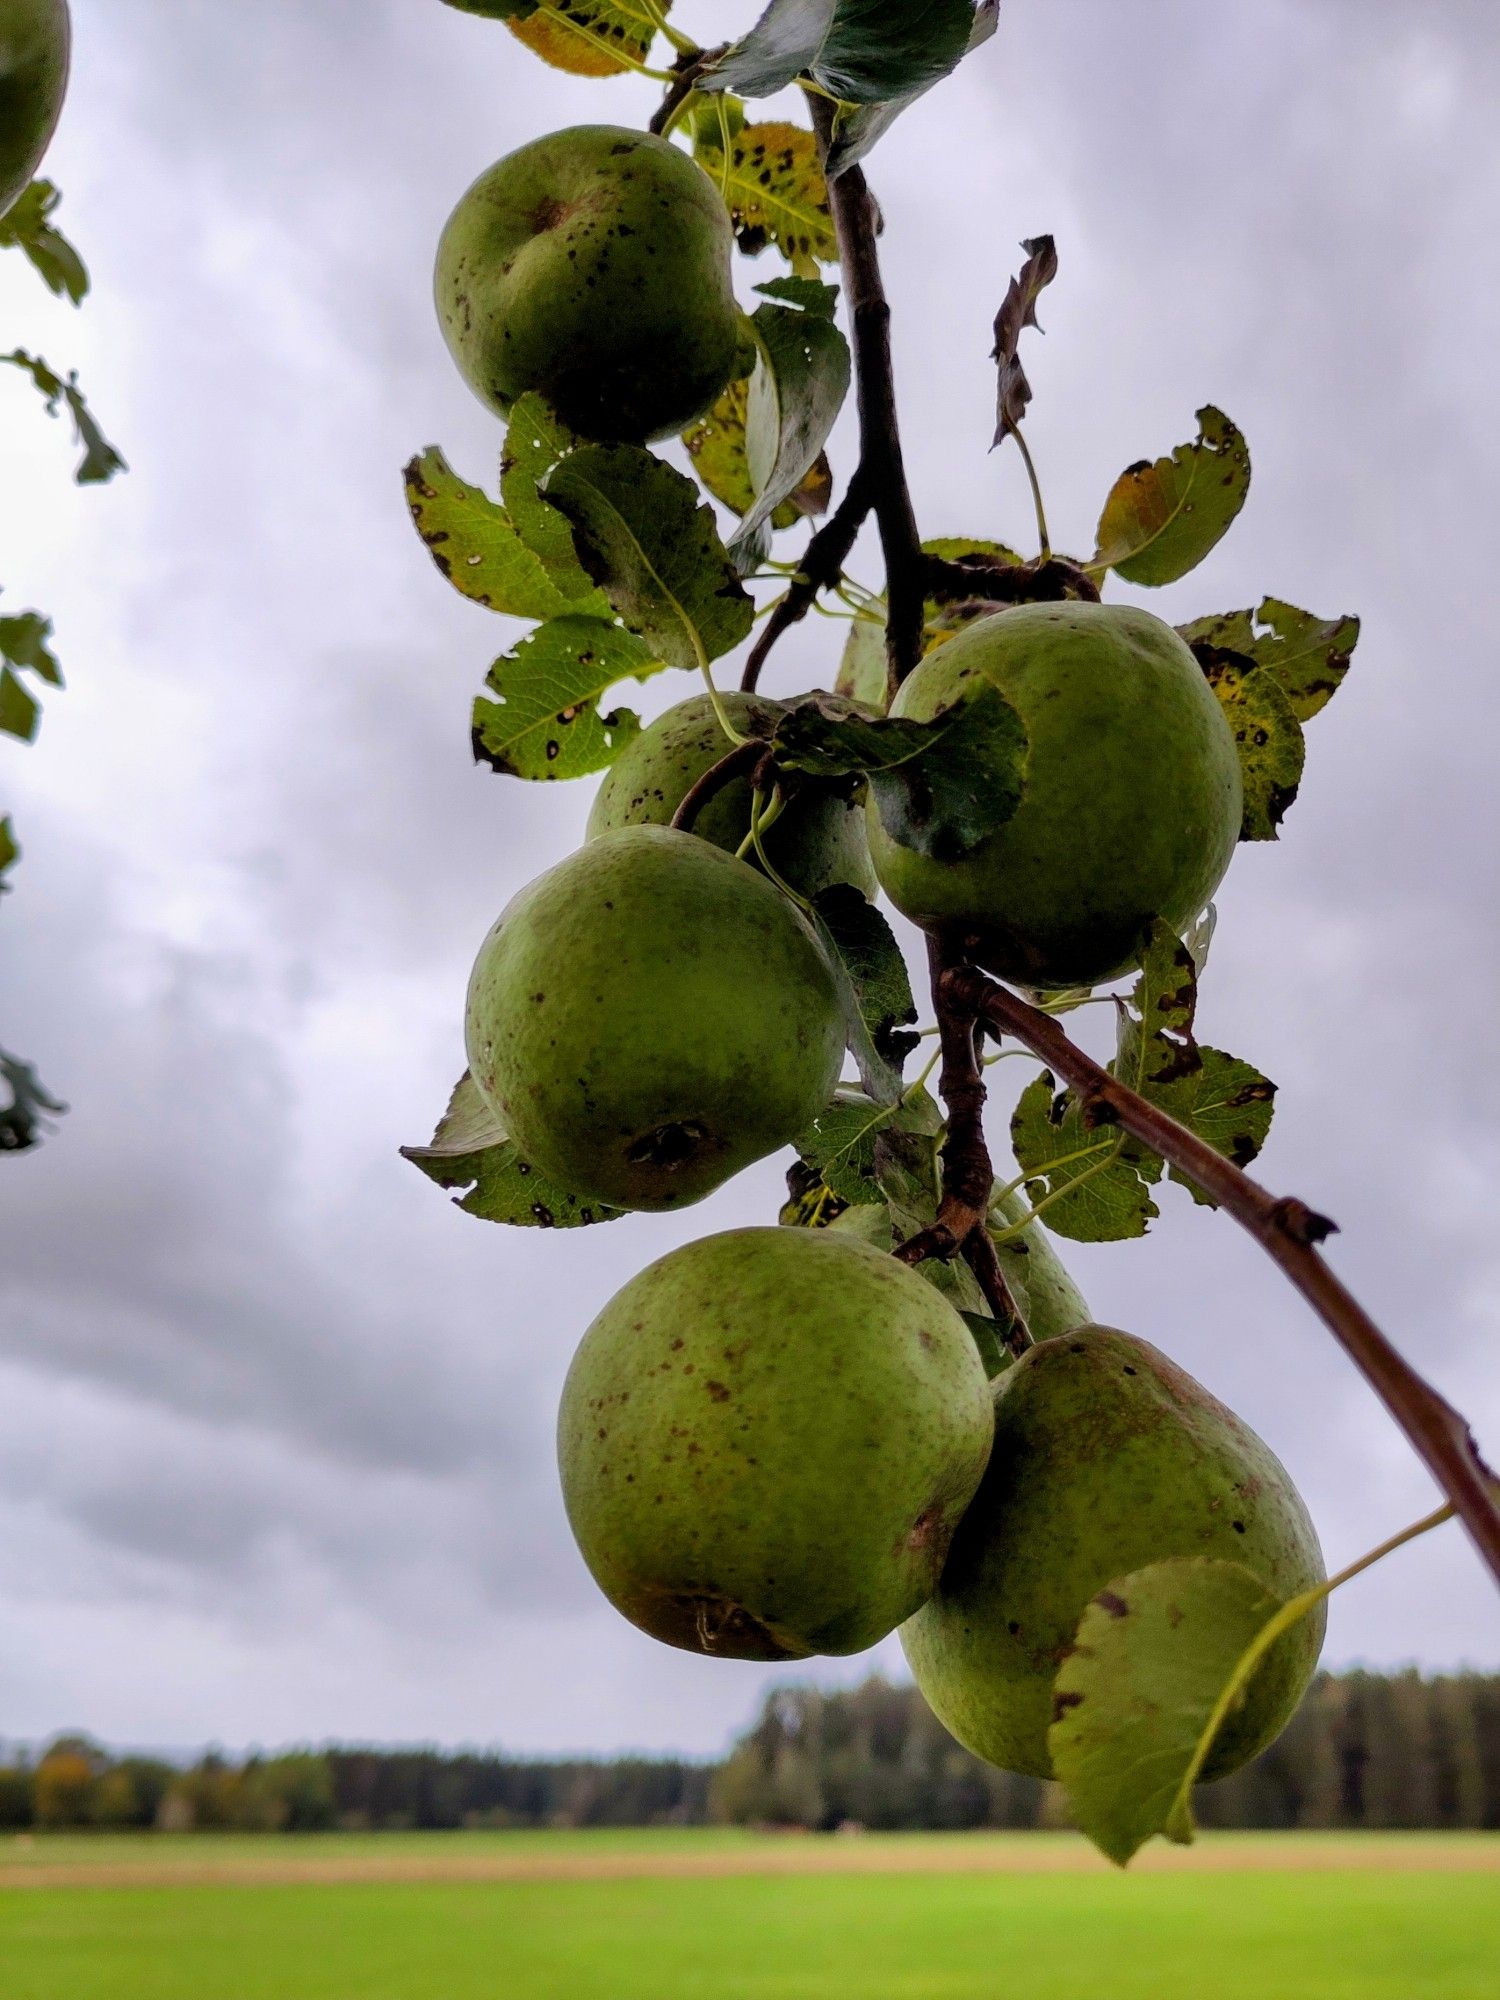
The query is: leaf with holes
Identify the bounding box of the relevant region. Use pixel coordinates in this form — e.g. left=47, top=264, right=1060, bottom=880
left=1180, top=597, right=1359, bottom=724
left=1092, top=407, right=1250, bottom=586
left=544, top=445, right=754, bottom=670
left=793, top=1085, right=938, bottom=1206
left=472, top=616, right=662, bottom=781
left=1050, top=1558, right=1282, bottom=1867
left=810, top=884, right=919, bottom=1104
left=404, top=448, right=606, bottom=622
left=403, top=1072, right=626, bottom=1228
left=992, top=234, right=1058, bottom=445
left=1114, top=920, right=1201, bottom=1091
left=0, top=182, right=88, bottom=303
left=1197, top=646, right=1306, bottom=841
left=728, top=299, right=850, bottom=570
left=1010, top=1071, right=1159, bottom=1243
left=695, top=119, right=838, bottom=276
left=3, top=350, right=126, bottom=484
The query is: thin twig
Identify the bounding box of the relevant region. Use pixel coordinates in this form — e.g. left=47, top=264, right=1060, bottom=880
left=740, top=468, right=873, bottom=692
left=809, top=95, right=926, bottom=699
left=922, top=552, right=1100, bottom=609
left=669, top=741, right=763, bottom=833
left=894, top=938, right=1032, bottom=1353
left=649, top=46, right=723, bottom=137
left=936, top=960, right=1500, bottom=1589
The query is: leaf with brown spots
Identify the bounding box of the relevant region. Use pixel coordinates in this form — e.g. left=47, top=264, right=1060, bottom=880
left=1009, top=1070, right=1160, bottom=1244
left=696, top=120, right=838, bottom=277
left=1092, top=406, right=1251, bottom=587
left=1179, top=596, right=1359, bottom=724
left=472, top=615, right=664, bottom=781
left=444, top=0, right=671, bottom=78
left=1153, top=1049, right=1278, bottom=1206
left=403, top=1073, right=626, bottom=1229
left=1196, top=644, right=1306, bottom=841
left=404, top=447, right=607, bottom=624
left=1049, top=1557, right=1282, bottom=1867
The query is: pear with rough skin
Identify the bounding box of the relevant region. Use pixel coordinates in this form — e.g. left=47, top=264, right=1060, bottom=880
left=588, top=692, right=876, bottom=902
left=435, top=125, right=743, bottom=444
left=0, top=0, right=70, bottom=219
left=559, top=1227, right=995, bottom=1660
left=868, top=602, right=1242, bottom=990
left=465, top=827, right=844, bottom=1212
left=902, top=1325, right=1326, bottom=1781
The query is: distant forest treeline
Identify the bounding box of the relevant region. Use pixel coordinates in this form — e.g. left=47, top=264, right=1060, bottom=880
left=3, top=1670, right=1497, bottom=1834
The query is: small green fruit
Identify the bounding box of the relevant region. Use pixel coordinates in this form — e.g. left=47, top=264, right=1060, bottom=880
left=435, top=125, right=743, bottom=444
left=559, top=1227, right=995, bottom=1659
left=587, top=692, right=876, bottom=901
left=0, top=0, right=70, bottom=219
left=868, top=602, right=1242, bottom=989
left=902, top=1326, right=1325, bottom=1780
left=465, top=827, right=844, bottom=1211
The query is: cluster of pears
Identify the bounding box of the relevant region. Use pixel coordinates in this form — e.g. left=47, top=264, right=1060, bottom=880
left=440, top=122, right=1321, bottom=1790
left=0, top=0, right=70, bottom=219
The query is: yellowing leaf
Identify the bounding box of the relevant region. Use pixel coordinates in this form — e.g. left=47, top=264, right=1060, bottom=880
left=1092, top=406, right=1250, bottom=587
left=702, top=121, right=838, bottom=277
left=507, top=0, right=668, bottom=76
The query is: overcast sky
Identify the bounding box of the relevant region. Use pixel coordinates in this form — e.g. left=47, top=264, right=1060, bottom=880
left=1, top=0, right=1497, bottom=1761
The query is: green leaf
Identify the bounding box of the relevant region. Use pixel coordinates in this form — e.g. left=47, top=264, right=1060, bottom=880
left=1049, top=1558, right=1281, bottom=1868
left=471, top=616, right=663, bottom=781
left=0, top=670, right=39, bottom=742
left=792, top=1085, right=937, bottom=1206
left=1179, top=597, right=1359, bottom=724
left=753, top=276, right=840, bottom=317
left=826, top=2, right=1000, bottom=176
left=403, top=448, right=607, bottom=623
left=1009, top=1070, right=1158, bottom=1243
left=0, top=182, right=89, bottom=303
left=1092, top=406, right=1250, bottom=587
left=0, top=1047, right=67, bottom=1153
left=401, top=1072, right=625, bottom=1228
left=1196, top=646, right=1306, bottom=841
left=809, top=884, right=919, bottom=1105
left=2, top=350, right=127, bottom=484
left=959, top=1311, right=1010, bottom=1381
left=544, top=445, right=754, bottom=671
left=1155, top=1049, right=1277, bottom=1204
left=0, top=611, right=61, bottom=743
left=0, top=817, right=18, bottom=889
left=694, top=119, right=839, bottom=276
left=500, top=394, right=606, bottom=598
left=773, top=686, right=1028, bottom=862
left=708, top=0, right=978, bottom=111
left=1115, top=920, right=1201, bottom=1089
left=730, top=300, right=851, bottom=569
left=869, top=686, right=1028, bottom=862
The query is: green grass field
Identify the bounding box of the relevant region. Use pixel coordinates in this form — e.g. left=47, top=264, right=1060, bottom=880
left=2, top=1831, right=1496, bottom=1999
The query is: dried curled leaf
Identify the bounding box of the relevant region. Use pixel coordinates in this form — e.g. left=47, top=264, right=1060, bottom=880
left=992, top=236, right=1057, bottom=445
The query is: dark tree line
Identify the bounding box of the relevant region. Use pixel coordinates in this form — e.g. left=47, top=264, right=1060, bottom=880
left=2, top=1671, right=1496, bottom=1833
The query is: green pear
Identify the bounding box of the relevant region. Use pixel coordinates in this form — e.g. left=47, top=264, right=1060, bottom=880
left=903, top=1326, right=1325, bottom=1780
left=465, top=826, right=844, bottom=1212
left=435, top=125, right=743, bottom=444
left=588, top=692, right=876, bottom=901
left=559, top=1227, right=995, bottom=1659
left=0, top=0, right=70, bottom=219
left=868, top=603, right=1242, bottom=989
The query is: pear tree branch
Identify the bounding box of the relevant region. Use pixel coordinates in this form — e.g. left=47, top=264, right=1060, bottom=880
left=920, top=958, right=1500, bottom=1589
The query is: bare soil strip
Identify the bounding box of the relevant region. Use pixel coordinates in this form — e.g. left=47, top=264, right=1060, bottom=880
left=2, top=1837, right=1495, bottom=1891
